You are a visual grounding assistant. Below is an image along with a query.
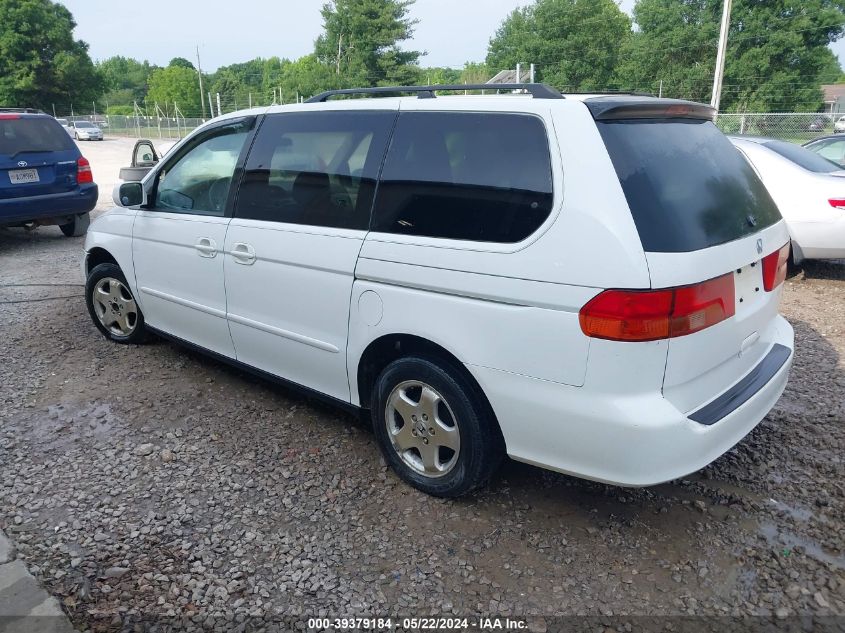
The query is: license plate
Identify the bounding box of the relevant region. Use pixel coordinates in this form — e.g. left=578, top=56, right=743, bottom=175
left=9, top=168, right=39, bottom=184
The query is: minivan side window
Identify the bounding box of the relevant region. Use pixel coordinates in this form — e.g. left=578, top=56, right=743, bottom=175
left=235, top=111, right=395, bottom=230
left=371, top=112, right=554, bottom=243
left=153, top=122, right=251, bottom=216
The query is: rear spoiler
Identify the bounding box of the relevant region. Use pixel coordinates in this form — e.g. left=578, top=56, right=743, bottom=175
left=585, top=96, right=716, bottom=121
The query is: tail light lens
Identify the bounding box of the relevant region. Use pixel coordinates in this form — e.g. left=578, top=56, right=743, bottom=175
left=829, top=198, right=845, bottom=209
left=77, top=156, right=93, bottom=184
left=579, top=274, right=736, bottom=342
left=762, top=243, right=790, bottom=291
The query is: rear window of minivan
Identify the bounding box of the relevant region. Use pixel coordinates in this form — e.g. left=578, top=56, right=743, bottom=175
left=598, top=119, right=781, bottom=253
left=0, top=117, right=74, bottom=155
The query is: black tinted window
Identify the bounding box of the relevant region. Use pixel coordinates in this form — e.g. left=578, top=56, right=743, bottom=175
left=763, top=139, right=841, bottom=173
left=599, top=119, right=781, bottom=253
left=0, top=117, right=74, bottom=155
left=372, top=112, right=554, bottom=242
left=236, top=111, right=395, bottom=230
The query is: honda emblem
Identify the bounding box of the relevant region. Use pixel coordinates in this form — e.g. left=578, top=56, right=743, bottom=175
left=756, top=238, right=763, bottom=255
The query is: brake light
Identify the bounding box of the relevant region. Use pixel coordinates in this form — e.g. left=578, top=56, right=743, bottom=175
left=762, top=243, right=790, bottom=291
left=579, top=274, right=735, bottom=342
left=829, top=198, right=845, bottom=209
left=0, top=114, right=20, bottom=120
left=77, top=156, right=93, bottom=184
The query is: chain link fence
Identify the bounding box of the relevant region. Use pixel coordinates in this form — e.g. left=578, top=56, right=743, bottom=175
left=59, top=107, right=843, bottom=144
left=715, top=113, right=841, bottom=143
left=61, top=114, right=205, bottom=140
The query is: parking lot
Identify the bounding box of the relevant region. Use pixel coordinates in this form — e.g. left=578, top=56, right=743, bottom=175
left=1, top=138, right=844, bottom=629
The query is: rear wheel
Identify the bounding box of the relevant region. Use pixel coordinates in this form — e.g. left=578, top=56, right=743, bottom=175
left=85, top=263, right=147, bottom=344
left=372, top=356, right=503, bottom=497
left=59, top=212, right=90, bottom=237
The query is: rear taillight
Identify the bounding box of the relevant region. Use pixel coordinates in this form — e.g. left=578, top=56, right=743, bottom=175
left=579, top=274, right=735, bottom=342
left=762, top=243, right=790, bottom=291
left=77, top=156, right=93, bottom=184
left=0, top=114, right=20, bottom=120
left=829, top=198, right=845, bottom=209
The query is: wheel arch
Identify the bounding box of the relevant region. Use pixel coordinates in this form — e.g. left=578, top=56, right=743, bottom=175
left=355, top=333, right=505, bottom=446
left=85, top=247, right=119, bottom=276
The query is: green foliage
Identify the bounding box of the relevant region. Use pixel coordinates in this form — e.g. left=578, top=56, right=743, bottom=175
left=146, top=65, right=202, bottom=115
left=97, top=56, right=157, bottom=104
left=105, top=104, right=134, bottom=115
left=168, top=57, right=195, bottom=70
left=818, top=48, right=845, bottom=84
left=486, top=0, right=631, bottom=91
left=315, top=0, right=422, bottom=87
left=618, top=0, right=845, bottom=112
left=0, top=0, right=102, bottom=111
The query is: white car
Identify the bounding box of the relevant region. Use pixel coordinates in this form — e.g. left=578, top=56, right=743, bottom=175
left=731, top=136, right=845, bottom=263
left=83, top=85, right=794, bottom=497
left=835, top=116, right=845, bottom=133
left=69, top=120, right=103, bottom=141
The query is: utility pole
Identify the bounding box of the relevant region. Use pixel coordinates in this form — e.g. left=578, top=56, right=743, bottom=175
left=216, top=93, right=222, bottom=118
left=710, top=0, right=732, bottom=112
left=530, top=64, right=535, bottom=83
left=196, top=45, right=207, bottom=119
left=208, top=92, right=214, bottom=119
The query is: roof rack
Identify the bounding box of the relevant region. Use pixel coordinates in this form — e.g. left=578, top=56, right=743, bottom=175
left=305, top=83, right=564, bottom=103
left=565, top=90, right=655, bottom=98
left=0, top=107, right=44, bottom=114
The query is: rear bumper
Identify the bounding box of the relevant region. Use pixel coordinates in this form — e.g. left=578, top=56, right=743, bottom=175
left=0, top=184, right=98, bottom=225
left=471, top=315, right=794, bottom=486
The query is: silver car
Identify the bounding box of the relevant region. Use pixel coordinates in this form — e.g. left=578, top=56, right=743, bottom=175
left=70, top=121, right=103, bottom=141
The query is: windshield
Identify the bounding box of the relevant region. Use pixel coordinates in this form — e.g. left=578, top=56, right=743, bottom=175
left=763, top=139, right=841, bottom=173
left=75, top=122, right=96, bottom=129
left=598, top=119, right=781, bottom=253
left=0, top=117, right=75, bottom=155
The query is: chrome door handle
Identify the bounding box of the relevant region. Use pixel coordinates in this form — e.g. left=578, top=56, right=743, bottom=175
left=230, top=242, right=256, bottom=265
left=195, top=237, right=217, bottom=258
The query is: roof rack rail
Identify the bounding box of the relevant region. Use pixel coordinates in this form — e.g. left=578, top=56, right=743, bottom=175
left=0, top=107, right=45, bottom=114
left=305, top=83, right=564, bottom=103
left=565, top=90, right=655, bottom=98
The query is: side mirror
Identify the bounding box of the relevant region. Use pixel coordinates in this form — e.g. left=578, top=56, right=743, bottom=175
left=117, top=182, right=144, bottom=207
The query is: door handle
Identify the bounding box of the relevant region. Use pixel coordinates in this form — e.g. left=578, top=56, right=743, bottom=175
left=230, top=242, right=256, bottom=265
left=195, top=237, right=218, bottom=258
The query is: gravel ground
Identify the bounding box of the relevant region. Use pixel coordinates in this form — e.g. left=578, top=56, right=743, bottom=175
left=1, top=143, right=843, bottom=630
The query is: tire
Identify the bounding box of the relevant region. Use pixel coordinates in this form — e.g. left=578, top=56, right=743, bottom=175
left=74, top=133, right=79, bottom=140
left=59, top=212, right=90, bottom=237
left=85, top=263, right=148, bottom=344
left=372, top=356, right=504, bottom=497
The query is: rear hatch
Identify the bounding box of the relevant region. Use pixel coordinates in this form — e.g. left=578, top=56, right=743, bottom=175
left=0, top=114, right=80, bottom=200
left=590, top=98, right=791, bottom=414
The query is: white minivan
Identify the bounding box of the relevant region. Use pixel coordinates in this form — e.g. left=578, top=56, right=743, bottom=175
left=84, top=84, right=794, bottom=497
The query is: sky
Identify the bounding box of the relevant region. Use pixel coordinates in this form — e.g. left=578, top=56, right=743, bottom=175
left=59, top=0, right=843, bottom=72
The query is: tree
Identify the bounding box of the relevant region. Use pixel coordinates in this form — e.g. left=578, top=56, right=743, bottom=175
left=168, top=57, right=195, bottom=70
left=0, top=0, right=102, bottom=111
left=146, top=65, right=201, bottom=116
left=817, top=49, right=845, bottom=84
left=486, top=0, right=631, bottom=91
left=315, top=0, right=423, bottom=87
left=97, top=56, right=157, bottom=104
left=618, top=0, right=845, bottom=112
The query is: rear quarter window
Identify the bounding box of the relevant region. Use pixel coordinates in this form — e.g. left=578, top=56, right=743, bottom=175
left=598, top=119, right=781, bottom=253
left=372, top=112, right=554, bottom=243
left=0, top=117, right=75, bottom=155
left=763, top=139, right=841, bottom=173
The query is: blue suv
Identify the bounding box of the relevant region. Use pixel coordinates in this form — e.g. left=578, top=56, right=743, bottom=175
left=1, top=109, right=98, bottom=237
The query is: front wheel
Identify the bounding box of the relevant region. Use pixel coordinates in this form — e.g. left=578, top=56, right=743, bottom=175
left=372, top=357, right=504, bottom=497
left=59, top=212, right=90, bottom=237
left=85, top=263, right=148, bottom=344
